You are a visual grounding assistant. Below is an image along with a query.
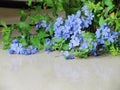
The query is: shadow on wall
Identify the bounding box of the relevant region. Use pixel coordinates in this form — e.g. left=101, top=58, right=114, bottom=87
left=0, top=0, right=28, bottom=8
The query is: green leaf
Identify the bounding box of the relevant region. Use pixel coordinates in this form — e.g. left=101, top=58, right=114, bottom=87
left=44, top=0, right=54, bottom=7
left=57, top=2, right=63, bottom=11
left=2, top=34, right=10, bottom=42
left=104, top=0, right=113, bottom=7
left=1, top=21, right=7, bottom=28
left=34, top=6, right=42, bottom=12
left=30, top=36, right=43, bottom=49
left=104, top=41, right=110, bottom=46
left=81, top=0, right=86, bottom=2
left=49, top=25, right=54, bottom=36
left=52, top=37, right=63, bottom=43
left=20, top=15, right=27, bottom=21
left=107, top=5, right=114, bottom=12
left=62, top=44, right=69, bottom=50
left=27, top=0, right=33, bottom=6
left=18, top=10, right=25, bottom=16
left=38, top=0, right=43, bottom=2
left=75, top=49, right=88, bottom=58
left=3, top=44, right=10, bottom=50
left=19, top=38, right=28, bottom=47
left=115, top=20, right=120, bottom=31
left=99, top=16, right=105, bottom=26
left=16, top=22, right=31, bottom=33
left=110, top=45, right=119, bottom=56
left=18, top=10, right=27, bottom=21
left=37, top=32, right=49, bottom=39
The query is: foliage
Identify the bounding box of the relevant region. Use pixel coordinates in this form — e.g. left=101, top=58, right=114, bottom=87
left=1, top=21, right=15, bottom=49
left=1, top=0, right=120, bottom=59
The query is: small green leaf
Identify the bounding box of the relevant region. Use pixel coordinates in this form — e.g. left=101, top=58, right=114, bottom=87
left=20, top=15, right=27, bottom=21
left=44, top=0, right=54, bottom=7
left=107, top=5, right=114, bottom=12
left=30, top=36, right=43, bottom=49
left=62, top=44, right=69, bottom=50
left=2, top=34, right=10, bottom=42
left=52, top=37, right=63, bottom=43
left=57, top=2, right=63, bottom=11
left=38, top=0, right=43, bottom=2
left=49, top=25, right=54, bottom=36
left=37, top=32, right=49, bottom=39
left=16, top=22, right=31, bottom=32
left=3, top=44, right=10, bottom=50
left=115, top=20, right=120, bottom=31
left=27, top=0, right=33, bottom=6
left=104, top=0, right=113, bottom=6
left=18, top=10, right=25, bottom=16
left=104, top=41, right=110, bottom=46
left=1, top=21, right=7, bottom=28
left=99, top=16, right=105, bottom=26
left=19, top=38, right=28, bottom=47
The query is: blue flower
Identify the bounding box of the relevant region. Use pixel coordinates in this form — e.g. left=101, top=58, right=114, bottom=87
left=8, top=49, right=15, bottom=54
left=95, top=29, right=101, bottom=38
left=45, top=23, right=52, bottom=31
left=36, top=22, right=41, bottom=29
left=9, top=41, right=39, bottom=55
left=92, top=42, right=97, bottom=50
left=75, top=10, right=81, bottom=18
left=36, top=20, right=48, bottom=30
left=46, top=38, right=51, bottom=44
left=63, top=51, right=75, bottom=60
left=31, top=48, right=39, bottom=54
left=71, top=36, right=80, bottom=47
left=79, top=40, right=89, bottom=50
left=66, top=55, right=75, bottom=60
left=41, top=20, right=47, bottom=27
left=12, top=39, right=19, bottom=44
left=95, top=23, right=119, bottom=44
left=10, top=43, right=19, bottom=51
left=54, top=17, right=63, bottom=28
left=82, top=5, right=89, bottom=15
left=44, top=38, right=53, bottom=52
left=107, top=35, right=114, bottom=43
left=90, top=50, right=100, bottom=56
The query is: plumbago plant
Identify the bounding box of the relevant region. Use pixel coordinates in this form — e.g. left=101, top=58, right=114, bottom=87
left=44, top=5, right=120, bottom=58
left=1, top=19, right=53, bottom=55
left=1, top=8, right=53, bottom=55
left=44, top=3, right=120, bottom=58
left=1, top=0, right=120, bottom=59
left=87, top=0, right=120, bottom=56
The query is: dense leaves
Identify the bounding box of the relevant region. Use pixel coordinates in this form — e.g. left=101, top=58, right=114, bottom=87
left=1, top=0, right=120, bottom=59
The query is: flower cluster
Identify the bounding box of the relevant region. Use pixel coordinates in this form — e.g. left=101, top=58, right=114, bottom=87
left=36, top=20, right=52, bottom=31
left=89, top=23, right=120, bottom=56
left=53, top=5, right=103, bottom=58
left=89, top=42, right=100, bottom=56
left=44, top=38, right=53, bottom=52
left=7, top=5, right=120, bottom=59
left=8, top=39, right=39, bottom=55
left=96, top=23, right=119, bottom=44
left=53, top=5, right=94, bottom=40
left=62, top=51, right=75, bottom=60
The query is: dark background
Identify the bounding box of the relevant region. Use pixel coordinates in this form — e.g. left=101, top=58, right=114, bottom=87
left=0, top=0, right=28, bottom=8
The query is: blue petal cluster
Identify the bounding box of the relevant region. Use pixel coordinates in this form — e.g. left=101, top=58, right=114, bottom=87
left=36, top=20, right=47, bottom=29
left=96, top=23, right=119, bottom=44
left=62, top=51, right=75, bottom=60
left=89, top=23, right=120, bottom=56
left=36, top=20, right=52, bottom=31
left=89, top=42, right=100, bottom=56
left=44, top=38, right=53, bottom=52
left=53, top=5, right=94, bottom=40
left=8, top=39, right=39, bottom=55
